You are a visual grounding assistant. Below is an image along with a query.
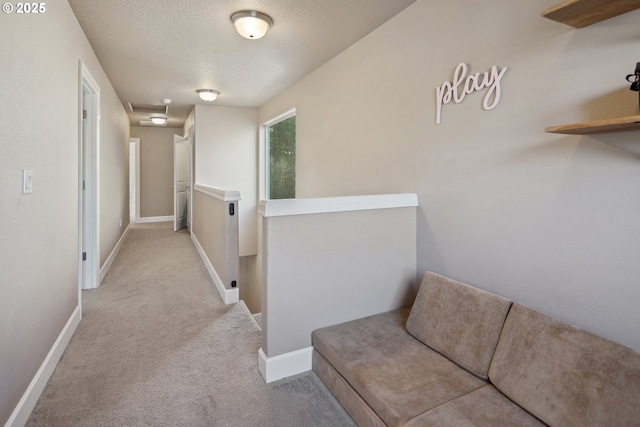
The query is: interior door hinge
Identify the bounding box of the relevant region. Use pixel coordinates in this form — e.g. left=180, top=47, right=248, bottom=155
left=82, top=180, right=86, bottom=190
left=82, top=252, right=87, bottom=261
left=83, top=110, right=87, bottom=119
left=229, top=203, right=235, bottom=216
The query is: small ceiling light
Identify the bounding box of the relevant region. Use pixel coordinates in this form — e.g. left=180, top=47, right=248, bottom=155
left=231, top=10, right=273, bottom=39
left=196, top=89, right=220, bottom=102
left=150, top=116, right=168, bottom=125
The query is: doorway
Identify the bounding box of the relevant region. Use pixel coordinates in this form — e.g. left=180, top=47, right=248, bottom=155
left=79, top=61, right=100, bottom=294
left=173, top=134, right=188, bottom=231
left=129, top=138, right=140, bottom=224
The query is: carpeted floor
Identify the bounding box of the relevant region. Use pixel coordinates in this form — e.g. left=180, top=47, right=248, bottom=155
left=26, top=222, right=355, bottom=427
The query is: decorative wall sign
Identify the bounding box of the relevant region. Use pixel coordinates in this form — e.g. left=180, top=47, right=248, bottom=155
left=435, top=63, right=508, bottom=124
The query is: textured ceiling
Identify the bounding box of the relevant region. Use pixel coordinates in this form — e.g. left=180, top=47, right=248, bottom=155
left=68, top=0, right=417, bottom=128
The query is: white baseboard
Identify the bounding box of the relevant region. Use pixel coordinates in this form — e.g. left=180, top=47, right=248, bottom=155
left=191, top=232, right=239, bottom=305
left=258, top=347, right=313, bottom=383
left=5, top=305, right=81, bottom=427
left=100, top=223, right=131, bottom=282
left=137, top=215, right=174, bottom=223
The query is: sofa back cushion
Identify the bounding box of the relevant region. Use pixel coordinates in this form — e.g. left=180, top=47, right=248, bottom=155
left=489, top=303, right=640, bottom=427
left=406, top=272, right=512, bottom=379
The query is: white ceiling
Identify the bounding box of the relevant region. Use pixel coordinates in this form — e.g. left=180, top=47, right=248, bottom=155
left=68, top=0, right=417, bottom=128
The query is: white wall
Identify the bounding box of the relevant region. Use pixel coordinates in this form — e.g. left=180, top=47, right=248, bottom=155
left=0, top=0, right=129, bottom=423
left=258, top=0, right=640, bottom=351
left=194, top=105, right=258, bottom=256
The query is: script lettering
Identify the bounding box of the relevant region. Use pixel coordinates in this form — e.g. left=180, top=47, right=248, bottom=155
left=435, top=63, right=508, bottom=124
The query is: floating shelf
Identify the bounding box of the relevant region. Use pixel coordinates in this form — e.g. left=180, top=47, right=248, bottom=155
left=542, top=0, right=640, bottom=28
left=545, top=115, right=640, bottom=134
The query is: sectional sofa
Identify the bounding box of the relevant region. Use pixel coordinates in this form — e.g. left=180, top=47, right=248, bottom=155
left=312, top=272, right=640, bottom=426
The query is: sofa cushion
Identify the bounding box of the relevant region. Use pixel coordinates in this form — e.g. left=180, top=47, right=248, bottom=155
left=404, top=385, right=546, bottom=427
left=489, top=303, right=640, bottom=427
left=405, top=272, right=512, bottom=379
left=313, top=350, right=387, bottom=427
left=312, top=308, right=486, bottom=427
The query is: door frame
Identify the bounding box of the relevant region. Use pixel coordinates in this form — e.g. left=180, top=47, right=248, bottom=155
left=129, top=138, right=140, bottom=224
left=173, top=134, right=188, bottom=231
left=78, top=61, right=100, bottom=296
left=187, top=125, right=194, bottom=232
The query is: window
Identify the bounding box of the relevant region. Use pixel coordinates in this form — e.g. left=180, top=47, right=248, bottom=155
left=266, top=114, right=296, bottom=199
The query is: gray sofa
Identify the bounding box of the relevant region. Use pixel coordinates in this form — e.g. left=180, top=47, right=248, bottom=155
left=312, top=272, right=640, bottom=426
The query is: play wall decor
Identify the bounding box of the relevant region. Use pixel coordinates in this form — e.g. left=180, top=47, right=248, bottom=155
left=435, top=63, right=508, bottom=124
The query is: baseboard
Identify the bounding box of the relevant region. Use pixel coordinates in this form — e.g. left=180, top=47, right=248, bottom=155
left=258, top=347, right=313, bottom=383
left=100, top=223, right=131, bottom=282
left=137, top=215, right=174, bottom=223
left=5, top=305, right=81, bottom=427
left=191, top=232, right=239, bottom=305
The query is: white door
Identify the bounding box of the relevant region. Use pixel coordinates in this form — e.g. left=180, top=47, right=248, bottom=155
left=82, top=90, right=94, bottom=287
left=129, top=140, right=137, bottom=223
left=174, top=134, right=188, bottom=231
left=80, top=63, right=100, bottom=291
left=186, top=125, right=194, bottom=232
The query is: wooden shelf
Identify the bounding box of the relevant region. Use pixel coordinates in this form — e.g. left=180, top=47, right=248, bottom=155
left=542, top=0, right=640, bottom=28
left=542, top=2, right=640, bottom=135
left=545, top=115, right=640, bottom=134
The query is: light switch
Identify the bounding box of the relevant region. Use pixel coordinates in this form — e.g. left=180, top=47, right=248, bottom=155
left=22, top=170, right=33, bottom=194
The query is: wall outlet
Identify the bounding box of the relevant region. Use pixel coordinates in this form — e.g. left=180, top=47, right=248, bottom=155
left=22, top=170, right=33, bottom=194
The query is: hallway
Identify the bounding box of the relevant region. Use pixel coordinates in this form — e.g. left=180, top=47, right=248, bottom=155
left=26, top=222, right=354, bottom=426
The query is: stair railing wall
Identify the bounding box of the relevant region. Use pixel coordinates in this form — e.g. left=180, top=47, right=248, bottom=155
left=192, top=184, right=240, bottom=304
left=258, top=193, right=419, bottom=382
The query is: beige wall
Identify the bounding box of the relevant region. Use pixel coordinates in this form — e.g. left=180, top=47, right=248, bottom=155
left=130, top=126, right=177, bottom=218
left=0, top=0, right=130, bottom=423
left=192, top=186, right=241, bottom=305
left=192, top=188, right=230, bottom=287
left=100, top=90, right=131, bottom=267
left=261, top=200, right=417, bottom=357
left=239, top=255, right=260, bottom=314
left=189, top=105, right=259, bottom=311
left=193, top=105, right=258, bottom=256
left=259, top=0, right=640, bottom=352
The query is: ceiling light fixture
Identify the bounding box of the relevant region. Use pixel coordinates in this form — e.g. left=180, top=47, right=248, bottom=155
left=196, top=89, right=220, bottom=102
left=150, top=116, right=168, bottom=125
left=230, top=10, right=273, bottom=39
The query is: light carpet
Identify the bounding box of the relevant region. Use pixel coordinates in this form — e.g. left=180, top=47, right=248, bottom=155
left=26, top=222, right=355, bottom=426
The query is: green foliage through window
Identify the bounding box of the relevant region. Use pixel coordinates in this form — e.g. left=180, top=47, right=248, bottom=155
left=267, top=116, right=296, bottom=199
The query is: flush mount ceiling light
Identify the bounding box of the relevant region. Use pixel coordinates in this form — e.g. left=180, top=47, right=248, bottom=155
left=230, top=10, right=273, bottom=39
left=196, top=89, right=220, bottom=102
left=150, top=116, right=168, bottom=125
